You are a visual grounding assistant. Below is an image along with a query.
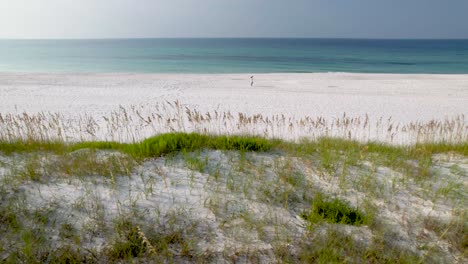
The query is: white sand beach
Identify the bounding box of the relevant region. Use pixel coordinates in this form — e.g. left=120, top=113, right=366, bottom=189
left=1, top=72, right=467, bottom=143
left=1, top=72, right=468, bottom=120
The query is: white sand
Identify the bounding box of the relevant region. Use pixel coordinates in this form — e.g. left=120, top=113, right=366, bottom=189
left=1, top=72, right=467, bottom=122
left=0, top=72, right=467, bottom=143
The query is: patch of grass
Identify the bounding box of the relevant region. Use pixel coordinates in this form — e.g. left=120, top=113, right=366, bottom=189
left=18, top=228, right=48, bottom=263
left=59, top=223, right=75, bottom=240
left=412, top=142, right=468, bottom=156
left=70, top=141, right=126, bottom=152
left=286, top=137, right=468, bottom=180
left=32, top=206, right=55, bottom=226
left=0, top=207, right=21, bottom=231
left=54, top=150, right=136, bottom=178
left=108, top=218, right=199, bottom=262
left=280, top=227, right=422, bottom=264
left=302, top=193, right=368, bottom=226
left=1, top=134, right=466, bottom=162
left=423, top=215, right=468, bottom=255
left=108, top=223, right=147, bottom=260
left=19, top=155, right=42, bottom=182
left=132, top=133, right=274, bottom=158
left=1, top=133, right=276, bottom=160
left=45, top=246, right=95, bottom=264
left=183, top=151, right=209, bottom=172
left=0, top=140, right=66, bottom=155
left=10, top=150, right=137, bottom=182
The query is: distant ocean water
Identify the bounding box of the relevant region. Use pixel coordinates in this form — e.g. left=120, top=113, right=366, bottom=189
left=0, top=38, right=467, bottom=74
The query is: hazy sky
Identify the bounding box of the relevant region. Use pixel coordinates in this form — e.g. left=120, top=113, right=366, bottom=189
left=1, top=0, right=467, bottom=39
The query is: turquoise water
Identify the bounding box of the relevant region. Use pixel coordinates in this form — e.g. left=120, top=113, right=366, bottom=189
left=0, top=38, right=467, bottom=73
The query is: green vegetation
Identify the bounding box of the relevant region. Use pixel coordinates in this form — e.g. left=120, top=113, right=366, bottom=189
left=1, top=133, right=467, bottom=169
left=292, top=228, right=421, bottom=264
left=301, top=193, right=369, bottom=226
left=423, top=214, right=468, bottom=256
left=0, top=133, right=466, bottom=263
left=0, top=132, right=275, bottom=158
left=285, top=137, right=468, bottom=180
left=107, top=219, right=199, bottom=262
left=0, top=140, right=67, bottom=155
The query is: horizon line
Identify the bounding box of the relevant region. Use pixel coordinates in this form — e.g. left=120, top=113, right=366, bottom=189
left=1, top=37, right=468, bottom=41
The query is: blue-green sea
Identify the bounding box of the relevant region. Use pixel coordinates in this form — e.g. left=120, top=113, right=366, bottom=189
left=0, top=38, right=467, bottom=73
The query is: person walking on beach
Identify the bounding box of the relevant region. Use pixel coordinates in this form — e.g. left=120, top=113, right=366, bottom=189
left=250, top=76, right=254, bottom=87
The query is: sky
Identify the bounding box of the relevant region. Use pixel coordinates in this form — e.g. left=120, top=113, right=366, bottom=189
left=0, top=0, right=467, bottom=39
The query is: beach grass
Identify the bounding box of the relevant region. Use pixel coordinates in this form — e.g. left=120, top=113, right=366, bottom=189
left=1, top=131, right=466, bottom=159
left=0, top=132, right=275, bottom=157
left=0, top=132, right=467, bottom=263
left=1, top=101, right=466, bottom=145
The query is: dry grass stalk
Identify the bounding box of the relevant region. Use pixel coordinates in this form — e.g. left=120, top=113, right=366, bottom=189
left=0, top=101, right=466, bottom=144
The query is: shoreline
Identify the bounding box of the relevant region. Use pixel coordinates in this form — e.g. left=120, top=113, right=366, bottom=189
left=2, top=71, right=468, bottom=75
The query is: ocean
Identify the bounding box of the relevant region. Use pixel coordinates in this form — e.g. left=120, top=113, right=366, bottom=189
left=0, top=38, right=467, bottom=73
